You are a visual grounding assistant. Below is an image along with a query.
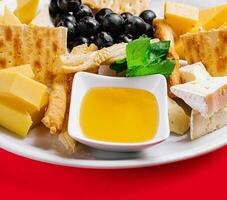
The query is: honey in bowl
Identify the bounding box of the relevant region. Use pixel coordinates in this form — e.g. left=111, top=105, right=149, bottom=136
left=80, top=87, right=159, bottom=143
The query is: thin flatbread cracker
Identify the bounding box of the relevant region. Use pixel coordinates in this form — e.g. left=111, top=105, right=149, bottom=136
left=0, top=25, right=67, bottom=83
left=181, top=28, right=227, bottom=77
left=83, top=0, right=150, bottom=15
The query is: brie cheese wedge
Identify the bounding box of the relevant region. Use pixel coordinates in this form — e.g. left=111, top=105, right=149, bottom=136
left=171, top=77, right=227, bottom=116
left=179, top=62, right=210, bottom=83
left=191, top=108, right=227, bottom=140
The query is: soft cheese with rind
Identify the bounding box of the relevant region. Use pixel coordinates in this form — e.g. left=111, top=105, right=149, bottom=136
left=179, top=62, right=210, bottom=83
left=191, top=109, right=227, bottom=140
left=171, top=77, right=227, bottom=117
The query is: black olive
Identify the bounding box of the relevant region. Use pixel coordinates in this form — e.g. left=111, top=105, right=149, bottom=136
left=74, top=5, right=93, bottom=21
left=57, top=0, right=81, bottom=12
left=54, top=13, right=76, bottom=26
left=139, top=10, right=156, bottom=24
left=95, top=32, right=114, bottom=49
left=118, top=34, right=133, bottom=43
left=95, top=8, right=113, bottom=23
left=78, top=16, right=100, bottom=37
left=145, top=23, right=154, bottom=38
left=49, top=0, right=60, bottom=15
left=74, top=36, right=90, bottom=46
left=102, top=13, right=124, bottom=36
left=121, top=12, right=133, bottom=22
left=124, top=16, right=146, bottom=38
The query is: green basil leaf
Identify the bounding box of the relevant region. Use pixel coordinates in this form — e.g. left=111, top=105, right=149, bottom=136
left=110, top=58, right=127, bottom=73
left=126, top=36, right=151, bottom=70
left=126, top=59, right=175, bottom=78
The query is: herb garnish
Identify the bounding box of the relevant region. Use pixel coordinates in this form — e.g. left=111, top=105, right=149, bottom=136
left=110, top=36, right=175, bottom=78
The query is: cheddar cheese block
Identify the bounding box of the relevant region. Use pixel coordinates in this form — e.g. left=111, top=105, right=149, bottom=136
left=164, top=2, right=199, bottom=36
left=0, top=100, right=32, bottom=138
left=14, top=0, right=39, bottom=24
left=1, top=64, right=34, bottom=79
left=0, top=71, right=48, bottom=112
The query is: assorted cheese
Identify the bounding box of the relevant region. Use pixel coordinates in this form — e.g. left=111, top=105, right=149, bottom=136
left=164, top=2, right=199, bottom=36
left=179, top=62, right=210, bottom=83
left=1, top=64, right=35, bottom=79
left=168, top=97, right=190, bottom=135
left=14, top=0, right=39, bottom=24
left=171, top=77, right=227, bottom=117
left=0, top=100, right=33, bottom=137
left=164, top=3, right=227, bottom=59
left=191, top=109, right=227, bottom=140
left=0, top=71, right=48, bottom=112
left=0, top=71, right=49, bottom=137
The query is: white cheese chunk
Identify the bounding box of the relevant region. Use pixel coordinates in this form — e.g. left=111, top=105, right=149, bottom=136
left=191, top=108, right=227, bottom=140
left=168, top=98, right=190, bottom=135
left=171, top=77, right=227, bottom=117
left=179, top=62, right=211, bottom=83
left=30, top=7, right=53, bottom=27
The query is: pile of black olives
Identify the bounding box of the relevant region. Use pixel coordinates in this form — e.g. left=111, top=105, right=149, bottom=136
left=49, top=0, right=156, bottom=50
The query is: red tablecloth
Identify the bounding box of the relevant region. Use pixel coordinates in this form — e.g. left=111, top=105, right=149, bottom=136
left=0, top=146, right=226, bottom=199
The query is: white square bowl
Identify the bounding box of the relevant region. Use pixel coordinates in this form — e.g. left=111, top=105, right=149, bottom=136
left=68, top=72, right=170, bottom=152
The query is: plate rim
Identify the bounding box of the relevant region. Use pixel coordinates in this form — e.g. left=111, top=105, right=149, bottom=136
left=0, top=131, right=226, bottom=169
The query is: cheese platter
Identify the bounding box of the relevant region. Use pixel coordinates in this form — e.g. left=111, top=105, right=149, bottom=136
left=0, top=0, right=226, bottom=169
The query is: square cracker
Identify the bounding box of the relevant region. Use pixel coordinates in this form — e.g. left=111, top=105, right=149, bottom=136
left=83, top=0, right=150, bottom=15
left=0, top=25, right=67, bottom=83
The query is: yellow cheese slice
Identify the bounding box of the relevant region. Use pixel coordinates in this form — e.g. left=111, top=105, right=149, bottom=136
left=164, top=2, right=199, bottom=36
left=200, top=4, right=227, bottom=30
left=3, top=6, right=22, bottom=25
left=1, top=64, right=34, bottom=79
left=0, top=71, right=49, bottom=112
left=14, top=0, right=39, bottom=24
left=0, top=100, right=32, bottom=138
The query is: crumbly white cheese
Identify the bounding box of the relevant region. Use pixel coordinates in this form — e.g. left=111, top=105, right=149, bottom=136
left=179, top=62, right=210, bottom=83
left=171, top=77, right=227, bottom=116
left=191, top=108, right=227, bottom=140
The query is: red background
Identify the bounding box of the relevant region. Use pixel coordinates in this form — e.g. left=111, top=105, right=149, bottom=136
left=0, top=146, right=226, bottom=200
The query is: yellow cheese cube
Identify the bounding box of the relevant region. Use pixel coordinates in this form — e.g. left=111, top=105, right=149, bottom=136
left=164, top=2, right=199, bottom=36
left=3, top=6, right=21, bottom=25
left=219, top=21, right=227, bottom=29
left=200, top=4, right=227, bottom=30
left=0, top=100, right=32, bottom=137
left=1, top=64, right=34, bottom=79
left=14, top=0, right=39, bottom=24
left=0, top=71, right=48, bottom=112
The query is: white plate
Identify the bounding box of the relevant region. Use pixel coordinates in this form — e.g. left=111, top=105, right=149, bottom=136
left=0, top=0, right=226, bottom=169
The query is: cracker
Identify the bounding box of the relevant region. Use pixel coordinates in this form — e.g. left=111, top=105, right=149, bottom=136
left=0, top=25, right=67, bottom=83
left=83, top=0, right=150, bottom=15
left=181, top=28, right=227, bottom=77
